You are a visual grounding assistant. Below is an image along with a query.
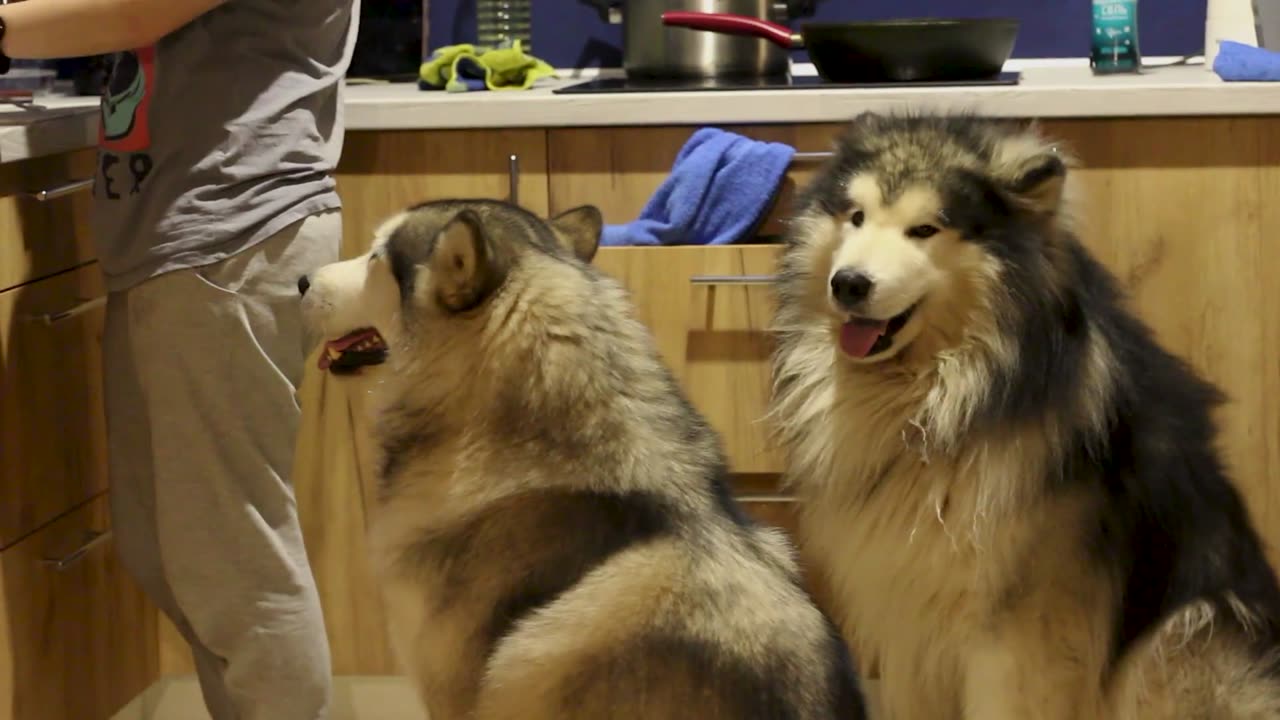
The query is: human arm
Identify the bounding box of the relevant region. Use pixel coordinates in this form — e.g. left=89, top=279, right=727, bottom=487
left=0, top=0, right=228, bottom=59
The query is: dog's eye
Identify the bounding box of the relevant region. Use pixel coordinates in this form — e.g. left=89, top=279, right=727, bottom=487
left=907, top=224, right=939, bottom=239
left=850, top=210, right=865, bottom=228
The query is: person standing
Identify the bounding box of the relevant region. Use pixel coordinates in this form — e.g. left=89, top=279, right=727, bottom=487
left=0, top=1, right=359, bottom=717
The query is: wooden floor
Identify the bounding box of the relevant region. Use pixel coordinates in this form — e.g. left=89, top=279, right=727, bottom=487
left=109, top=677, right=885, bottom=720
left=109, top=677, right=425, bottom=720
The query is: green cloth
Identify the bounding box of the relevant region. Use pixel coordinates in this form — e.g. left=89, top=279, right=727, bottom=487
left=420, top=40, right=556, bottom=92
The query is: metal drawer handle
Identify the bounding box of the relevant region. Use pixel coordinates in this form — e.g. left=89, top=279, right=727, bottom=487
left=25, top=295, right=106, bottom=325
left=689, top=274, right=777, bottom=285
left=25, top=177, right=94, bottom=202
left=42, top=529, right=112, bottom=571
left=791, top=151, right=834, bottom=164
left=686, top=274, right=777, bottom=332
left=736, top=493, right=795, bottom=503
left=508, top=154, right=520, bottom=205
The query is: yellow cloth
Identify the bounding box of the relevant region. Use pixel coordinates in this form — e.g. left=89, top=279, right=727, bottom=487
left=420, top=40, right=556, bottom=92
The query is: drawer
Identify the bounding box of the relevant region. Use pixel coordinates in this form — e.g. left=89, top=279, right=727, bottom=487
left=0, top=149, right=96, bottom=293
left=0, top=494, right=157, bottom=720
left=595, top=244, right=784, bottom=473
left=0, top=264, right=108, bottom=547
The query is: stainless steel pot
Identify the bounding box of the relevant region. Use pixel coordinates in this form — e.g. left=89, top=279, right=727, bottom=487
left=583, top=0, right=817, bottom=78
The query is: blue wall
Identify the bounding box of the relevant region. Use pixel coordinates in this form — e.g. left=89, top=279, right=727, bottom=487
left=431, top=0, right=1208, bottom=68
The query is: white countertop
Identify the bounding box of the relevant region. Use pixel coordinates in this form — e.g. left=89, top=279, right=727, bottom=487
left=1, top=59, right=1277, bottom=164
left=0, top=97, right=98, bottom=164
left=343, top=61, right=1280, bottom=130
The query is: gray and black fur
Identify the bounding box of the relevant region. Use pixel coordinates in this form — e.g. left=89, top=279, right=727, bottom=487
left=301, top=198, right=866, bottom=720
left=770, top=111, right=1280, bottom=718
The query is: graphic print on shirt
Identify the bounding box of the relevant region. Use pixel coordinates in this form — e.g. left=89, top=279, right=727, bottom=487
left=98, top=46, right=155, bottom=200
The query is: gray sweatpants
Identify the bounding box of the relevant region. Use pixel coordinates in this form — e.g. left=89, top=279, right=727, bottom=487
left=105, top=210, right=340, bottom=720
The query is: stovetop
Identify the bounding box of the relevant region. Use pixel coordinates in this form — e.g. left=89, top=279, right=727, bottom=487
left=553, top=72, right=1020, bottom=95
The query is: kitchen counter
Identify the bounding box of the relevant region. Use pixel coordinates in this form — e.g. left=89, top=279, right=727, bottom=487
left=2, top=60, right=1279, bottom=164
left=343, top=62, right=1280, bottom=130
left=0, top=97, right=97, bottom=165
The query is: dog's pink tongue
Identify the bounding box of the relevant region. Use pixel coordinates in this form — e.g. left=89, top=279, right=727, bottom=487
left=840, top=320, right=888, bottom=358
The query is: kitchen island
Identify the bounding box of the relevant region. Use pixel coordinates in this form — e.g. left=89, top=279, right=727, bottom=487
left=2, top=59, right=1279, bottom=719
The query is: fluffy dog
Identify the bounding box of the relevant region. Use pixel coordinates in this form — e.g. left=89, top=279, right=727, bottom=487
left=769, top=111, right=1280, bottom=719
left=300, top=198, right=866, bottom=719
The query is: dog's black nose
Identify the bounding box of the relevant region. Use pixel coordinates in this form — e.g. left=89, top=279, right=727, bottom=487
left=830, top=269, right=873, bottom=309
left=297, top=275, right=310, bottom=297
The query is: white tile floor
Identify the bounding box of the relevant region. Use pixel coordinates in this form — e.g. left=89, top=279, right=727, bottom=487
left=112, top=675, right=881, bottom=720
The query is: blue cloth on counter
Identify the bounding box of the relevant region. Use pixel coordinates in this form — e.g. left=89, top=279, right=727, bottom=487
left=1212, top=40, right=1280, bottom=81
left=601, top=128, right=796, bottom=247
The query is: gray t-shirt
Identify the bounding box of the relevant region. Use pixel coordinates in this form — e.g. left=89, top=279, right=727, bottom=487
left=91, top=0, right=359, bottom=292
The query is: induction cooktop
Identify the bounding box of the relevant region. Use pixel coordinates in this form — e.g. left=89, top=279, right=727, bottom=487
left=552, top=72, right=1020, bottom=95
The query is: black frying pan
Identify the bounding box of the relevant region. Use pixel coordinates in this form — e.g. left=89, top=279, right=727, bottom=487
left=661, top=12, right=1019, bottom=83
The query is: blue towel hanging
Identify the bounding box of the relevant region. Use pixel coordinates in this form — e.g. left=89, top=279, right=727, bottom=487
left=602, top=128, right=797, bottom=247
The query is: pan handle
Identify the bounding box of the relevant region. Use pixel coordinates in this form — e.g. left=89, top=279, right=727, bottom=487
left=660, top=11, right=802, bottom=49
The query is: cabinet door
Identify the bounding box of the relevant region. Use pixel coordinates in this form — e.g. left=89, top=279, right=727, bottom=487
left=1039, top=117, right=1280, bottom=566
left=0, top=150, right=96, bottom=293
left=0, top=494, right=158, bottom=720
left=595, top=245, right=784, bottom=473
left=335, top=129, right=550, bottom=257
left=0, top=264, right=107, bottom=548
left=548, top=126, right=843, bottom=474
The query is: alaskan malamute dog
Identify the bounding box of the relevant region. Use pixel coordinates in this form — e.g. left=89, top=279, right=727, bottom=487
left=770, top=112, right=1280, bottom=718
left=299, top=199, right=866, bottom=719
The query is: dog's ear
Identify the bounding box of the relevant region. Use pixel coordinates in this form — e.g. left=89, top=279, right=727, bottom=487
left=549, top=205, right=603, bottom=263
left=1006, top=153, right=1068, bottom=215
left=429, top=210, right=506, bottom=312
left=992, top=130, right=1074, bottom=216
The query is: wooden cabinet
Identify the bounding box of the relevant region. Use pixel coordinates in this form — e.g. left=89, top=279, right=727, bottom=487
left=552, top=118, right=1280, bottom=562
left=280, top=116, right=1280, bottom=680
left=0, top=150, right=157, bottom=717
left=0, top=150, right=96, bottom=291
left=1038, top=118, right=1280, bottom=550
left=335, top=129, right=550, bottom=257
left=0, top=264, right=108, bottom=548
left=557, top=118, right=1280, bottom=682
left=594, top=245, right=784, bottom=474
left=547, top=126, right=845, bottom=476
left=0, top=495, right=157, bottom=720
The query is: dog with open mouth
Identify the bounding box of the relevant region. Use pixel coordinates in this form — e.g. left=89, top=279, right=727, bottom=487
left=297, top=269, right=389, bottom=376
left=770, top=111, right=1280, bottom=719
left=298, top=198, right=867, bottom=720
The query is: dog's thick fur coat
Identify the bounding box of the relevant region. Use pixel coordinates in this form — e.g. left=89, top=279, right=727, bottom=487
left=770, top=111, right=1280, bottom=719
left=301, top=199, right=866, bottom=719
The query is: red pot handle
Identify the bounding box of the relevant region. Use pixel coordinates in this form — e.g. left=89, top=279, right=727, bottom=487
left=661, top=11, right=800, bottom=48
